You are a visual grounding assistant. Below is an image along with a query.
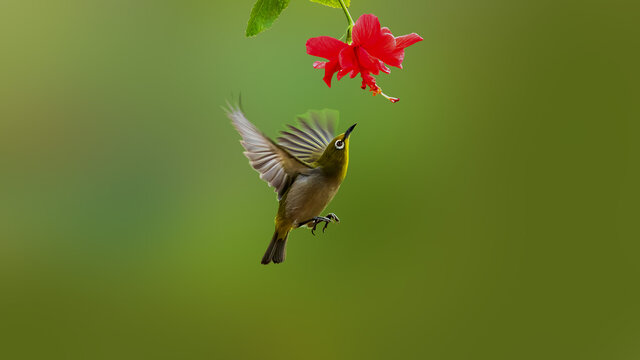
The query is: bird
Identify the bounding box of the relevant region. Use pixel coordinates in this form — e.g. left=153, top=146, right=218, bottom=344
left=226, top=102, right=356, bottom=264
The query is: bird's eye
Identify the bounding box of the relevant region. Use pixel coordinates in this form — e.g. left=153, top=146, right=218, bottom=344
left=335, top=140, right=344, bottom=150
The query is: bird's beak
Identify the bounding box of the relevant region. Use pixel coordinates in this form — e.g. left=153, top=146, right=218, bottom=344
left=344, top=123, right=357, bottom=140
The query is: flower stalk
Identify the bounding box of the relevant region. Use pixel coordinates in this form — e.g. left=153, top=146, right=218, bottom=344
left=338, top=0, right=355, bottom=44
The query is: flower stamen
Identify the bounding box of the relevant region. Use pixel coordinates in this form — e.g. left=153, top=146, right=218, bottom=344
left=365, top=81, right=399, bottom=103
left=380, top=90, right=399, bottom=103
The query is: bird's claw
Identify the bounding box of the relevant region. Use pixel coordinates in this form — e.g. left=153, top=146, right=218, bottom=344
left=326, top=213, right=340, bottom=223
left=309, top=213, right=340, bottom=236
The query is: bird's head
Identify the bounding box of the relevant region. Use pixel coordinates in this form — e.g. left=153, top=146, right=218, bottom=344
left=317, top=123, right=356, bottom=178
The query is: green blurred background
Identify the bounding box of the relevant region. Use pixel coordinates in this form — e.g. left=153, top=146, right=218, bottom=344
left=1, top=0, right=638, bottom=359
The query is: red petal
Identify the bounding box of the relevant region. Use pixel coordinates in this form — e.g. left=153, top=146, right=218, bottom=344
left=337, top=68, right=350, bottom=81
left=322, top=61, right=341, bottom=87
left=378, top=60, right=391, bottom=74
left=306, top=36, right=348, bottom=60
left=338, top=47, right=363, bottom=81
left=356, top=47, right=380, bottom=75
left=373, top=33, right=422, bottom=68
left=365, top=36, right=406, bottom=69
left=354, top=15, right=397, bottom=66
left=339, top=46, right=359, bottom=74
left=352, top=14, right=382, bottom=47
left=383, top=49, right=405, bottom=69
left=351, top=15, right=422, bottom=70
left=313, top=61, right=326, bottom=69
left=395, top=33, right=423, bottom=49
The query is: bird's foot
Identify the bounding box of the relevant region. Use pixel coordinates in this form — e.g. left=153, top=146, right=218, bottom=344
left=304, top=213, right=340, bottom=235
left=325, top=213, right=340, bottom=224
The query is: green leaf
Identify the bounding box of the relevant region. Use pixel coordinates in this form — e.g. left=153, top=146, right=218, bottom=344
left=309, top=0, right=350, bottom=9
left=245, top=0, right=291, bottom=37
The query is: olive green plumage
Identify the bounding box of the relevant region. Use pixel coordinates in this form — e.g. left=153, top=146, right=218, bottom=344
left=226, top=104, right=356, bottom=264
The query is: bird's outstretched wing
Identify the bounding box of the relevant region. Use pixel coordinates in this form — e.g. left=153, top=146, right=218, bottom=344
left=227, top=104, right=311, bottom=200
left=277, top=109, right=338, bottom=164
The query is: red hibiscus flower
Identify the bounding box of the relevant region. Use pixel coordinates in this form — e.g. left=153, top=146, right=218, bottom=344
left=306, top=14, right=423, bottom=102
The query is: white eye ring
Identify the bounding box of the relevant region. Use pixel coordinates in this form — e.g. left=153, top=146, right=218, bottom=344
left=335, top=139, right=345, bottom=150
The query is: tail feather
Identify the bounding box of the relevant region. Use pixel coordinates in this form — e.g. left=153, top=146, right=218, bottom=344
left=272, top=239, right=287, bottom=264
left=261, top=229, right=289, bottom=265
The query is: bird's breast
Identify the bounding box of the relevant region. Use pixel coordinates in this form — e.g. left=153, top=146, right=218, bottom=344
left=281, top=172, right=341, bottom=225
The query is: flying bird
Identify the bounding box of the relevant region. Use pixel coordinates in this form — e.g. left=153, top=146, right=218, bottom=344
left=226, top=103, right=356, bottom=264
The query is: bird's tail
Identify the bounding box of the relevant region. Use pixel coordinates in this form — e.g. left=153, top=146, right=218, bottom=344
left=261, top=226, right=290, bottom=265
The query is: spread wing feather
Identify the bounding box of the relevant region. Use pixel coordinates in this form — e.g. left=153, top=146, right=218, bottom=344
left=277, top=109, right=338, bottom=163
left=226, top=104, right=311, bottom=200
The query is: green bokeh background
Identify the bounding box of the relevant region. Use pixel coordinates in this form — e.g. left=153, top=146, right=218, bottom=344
left=1, top=0, right=638, bottom=359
